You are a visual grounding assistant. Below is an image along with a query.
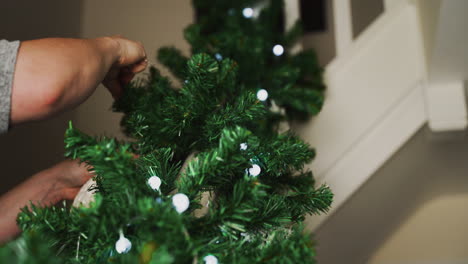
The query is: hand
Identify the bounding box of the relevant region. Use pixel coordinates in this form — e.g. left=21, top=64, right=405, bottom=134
left=0, top=159, right=93, bottom=243
left=102, top=36, right=148, bottom=99
left=44, top=159, right=94, bottom=203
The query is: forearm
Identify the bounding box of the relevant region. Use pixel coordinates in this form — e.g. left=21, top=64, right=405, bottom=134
left=10, top=37, right=120, bottom=125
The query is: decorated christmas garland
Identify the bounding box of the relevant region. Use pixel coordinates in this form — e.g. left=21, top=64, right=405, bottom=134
left=0, top=1, right=332, bottom=263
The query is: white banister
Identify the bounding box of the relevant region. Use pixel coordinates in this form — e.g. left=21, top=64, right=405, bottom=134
left=332, top=0, right=353, bottom=56
left=284, top=0, right=302, bottom=54
left=284, top=0, right=300, bottom=31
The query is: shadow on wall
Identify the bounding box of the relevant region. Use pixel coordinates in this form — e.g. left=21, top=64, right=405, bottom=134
left=315, top=126, right=468, bottom=263
left=0, top=0, right=82, bottom=194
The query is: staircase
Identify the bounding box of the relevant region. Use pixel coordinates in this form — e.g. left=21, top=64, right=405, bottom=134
left=285, top=0, right=468, bottom=230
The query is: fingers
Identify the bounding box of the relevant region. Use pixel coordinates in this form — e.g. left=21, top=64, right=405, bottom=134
left=131, top=58, right=148, bottom=73
left=111, top=36, right=148, bottom=68
left=102, top=36, right=148, bottom=100
left=61, top=188, right=81, bottom=201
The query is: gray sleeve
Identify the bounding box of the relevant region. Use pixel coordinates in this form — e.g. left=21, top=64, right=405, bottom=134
left=0, top=40, right=20, bottom=134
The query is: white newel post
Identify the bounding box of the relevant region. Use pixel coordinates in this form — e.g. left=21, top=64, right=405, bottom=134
left=425, top=81, right=468, bottom=132
left=284, top=0, right=302, bottom=53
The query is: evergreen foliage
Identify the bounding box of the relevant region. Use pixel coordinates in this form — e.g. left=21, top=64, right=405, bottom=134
left=0, top=0, right=332, bottom=263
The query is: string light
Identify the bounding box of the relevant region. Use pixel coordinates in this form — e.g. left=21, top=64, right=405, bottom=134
left=115, top=230, right=132, bottom=254
left=147, top=176, right=161, bottom=191
left=248, top=164, right=261, bottom=177
left=273, top=44, right=284, bottom=56
left=215, top=53, right=223, bottom=61
left=257, top=89, right=269, bottom=101
left=204, top=255, right=219, bottom=264
left=240, top=143, right=248, bottom=150
left=242, top=7, right=254, bottom=18
left=172, top=193, right=190, bottom=213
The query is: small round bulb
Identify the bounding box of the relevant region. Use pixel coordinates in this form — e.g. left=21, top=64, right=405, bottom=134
left=147, top=176, right=162, bottom=191
left=257, top=89, right=269, bottom=101
left=240, top=143, right=248, bottom=150
left=204, top=255, right=219, bottom=264
left=248, top=164, right=261, bottom=177
left=215, top=53, right=223, bottom=61
left=115, top=231, right=132, bottom=254
left=172, top=193, right=190, bottom=213
left=242, top=7, right=254, bottom=18
left=273, top=44, right=284, bottom=56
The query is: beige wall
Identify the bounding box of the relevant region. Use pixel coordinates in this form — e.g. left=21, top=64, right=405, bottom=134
left=415, top=0, right=441, bottom=68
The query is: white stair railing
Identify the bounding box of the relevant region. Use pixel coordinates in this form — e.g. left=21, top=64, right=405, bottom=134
left=286, top=1, right=428, bottom=230
left=332, top=0, right=353, bottom=56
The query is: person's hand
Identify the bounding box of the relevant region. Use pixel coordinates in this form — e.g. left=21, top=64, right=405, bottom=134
left=0, top=159, right=93, bottom=243
left=44, top=159, right=94, bottom=204
left=102, top=36, right=148, bottom=99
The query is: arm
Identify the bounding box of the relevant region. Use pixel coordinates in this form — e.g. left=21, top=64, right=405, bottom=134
left=0, top=160, right=93, bottom=244
left=10, top=36, right=147, bottom=126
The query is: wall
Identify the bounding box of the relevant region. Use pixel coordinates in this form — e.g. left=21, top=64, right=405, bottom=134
left=424, top=0, right=468, bottom=83
left=0, top=0, right=82, bottom=195
left=315, top=126, right=468, bottom=264
left=415, top=0, right=441, bottom=69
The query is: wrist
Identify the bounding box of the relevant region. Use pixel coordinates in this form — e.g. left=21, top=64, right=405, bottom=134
left=93, top=36, right=121, bottom=66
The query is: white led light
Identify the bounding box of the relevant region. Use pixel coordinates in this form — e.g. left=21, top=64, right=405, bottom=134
left=256, top=89, right=269, bottom=101
left=215, top=53, right=223, bottom=61
left=273, top=44, right=284, bottom=56
left=147, top=176, right=162, bottom=191
left=204, top=255, right=219, bottom=264
left=240, top=143, right=248, bottom=150
left=242, top=7, right=254, bottom=18
left=248, top=164, right=261, bottom=177
left=115, top=231, right=132, bottom=254
left=172, top=193, right=190, bottom=213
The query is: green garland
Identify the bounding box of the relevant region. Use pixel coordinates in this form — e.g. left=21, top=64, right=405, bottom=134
left=1, top=0, right=332, bottom=263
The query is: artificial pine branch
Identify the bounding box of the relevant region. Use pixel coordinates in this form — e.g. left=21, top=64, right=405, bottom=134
left=1, top=1, right=333, bottom=263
